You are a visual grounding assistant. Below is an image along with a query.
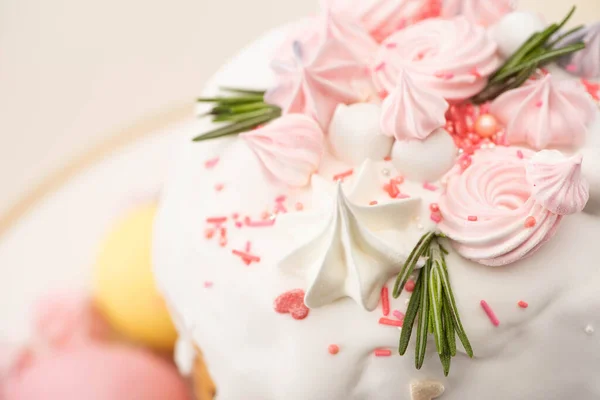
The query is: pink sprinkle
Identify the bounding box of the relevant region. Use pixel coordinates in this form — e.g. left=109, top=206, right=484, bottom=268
left=379, top=317, right=403, bottom=327
left=468, top=215, right=478, bottom=222
left=214, top=183, right=224, bottom=192
left=295, top=202, right=304, bottom=211
left=370, top=200, right=378, bottom=206
left=384, top=180, right=400, bottom=198
left=274, top=202, right=288, bottom=214
left=245, top=241, right=252, bottom=252
left=405, top=279, right=416, bottom=292
left=435, top=71, right=454, bottom=80
left=235, top=221, right=243, bottom=228
left=393, top=310, right=405, bottom=321
left=566, top=64, right=577, bottom=72
left=470, top=67, right=482, bottom=78
left=480, top=300, right=500, bottom=327
left=535, top=100, right=543, bottom=108
left=232, top=249, right=261, bottom=264
left=328, top=344, right=340, bottom=355
left=333, top=169, right=354, bottom=182
left=386, top=42, right=397, bottom=49
left=516, top=150, right=524, bottom=159
left=423, top=182, right=438, bottom=191
left=206, top=216, right=228, bottom=225
left=245, top=218, right=276, bottom=228
left=203, top=281, right=213, bottom=288
left=429, top=203, right=440, bottom=213
left=396, top=193, right=410, bottom=199
left=205, top=228, right=215, bottom=239
left=378, top=90, right=389, bottom=99
left=275, top=195, right=287, bottom=203
left=374, top=62, right=386, bottom=72
left=524, top=216, right=536, bottom=228
left=518, top=301, right=529, bottom=309
left=204, top=157, right=220, bottom=169
left=219, top=236, right=227, bottom=247
left=381, top=286, right=390, bottom=316
left=232, top=212, right=239, bottom=219
left=430, top=212, right=442, bottom=223
left=374, top=349, right=392, bottom=357
left=261, top=211, right=271, bottom=220
left=384, top=156, right=392, bottom=162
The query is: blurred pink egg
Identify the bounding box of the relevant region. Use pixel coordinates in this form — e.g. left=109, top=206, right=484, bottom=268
left=3, top=343, right=192, bottom=400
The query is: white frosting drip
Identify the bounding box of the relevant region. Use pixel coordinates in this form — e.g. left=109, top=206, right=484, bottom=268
left=279, top=162, right=421, bottom=311
left=154, top=27, right=600, bottom=400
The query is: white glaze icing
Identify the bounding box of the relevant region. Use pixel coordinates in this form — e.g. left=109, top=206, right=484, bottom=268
left=328, top=103, right=394, bottom=166
left=154, top=26, right=600, bottom=400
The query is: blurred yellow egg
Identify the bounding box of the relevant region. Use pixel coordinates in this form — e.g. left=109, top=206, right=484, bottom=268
left=94, top=204, right=177, bottom=351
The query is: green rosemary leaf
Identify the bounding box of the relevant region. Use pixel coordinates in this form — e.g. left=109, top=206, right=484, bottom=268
left=393, top=232, right=435, bottom=298
left=429, top=265, right=444, bottom=354
left=491, top=42, right=585, bottom=83
left=212, top=107, right=278, bottom=123
left=197, top=95, right=265, bottom=105
left=227, top=102, right=275, bottom=114
left=547, top=25, right=584, bottom=49
left=495, top=31, right=542, bottom=76
left=192, top=110, right=280, bottom=142
left=440, top=267, right=473, bottom=358
left=219, top=87, right=267, bottom=96
left=415, top=261, right=430, bottom=369
left=443, top=294, right=457, bottom=357
left=439, top=325, right=452, bottom=377
left=555, top=5, right=577, bottom=34
left=399, top=271, right=423, bottom=355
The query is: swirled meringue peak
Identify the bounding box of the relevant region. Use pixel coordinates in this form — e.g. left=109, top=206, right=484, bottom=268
left=490, top=75, right=597, bottom=150
left=442, top=0, right=515, bottom=27
left=373, top=17, right=500, bottom=100
left=556, top=22, right=600, bottom=79
left=325, top=0, right=441, bottom=42
left=381, top=69, right=448, bottom=141
left=266, top=36, right=373, bottom=130
left=526, top=150, right=589, bottom=215
left=241, top=114, right=324, bottom=187
left=439, top=146, right=565, bottom=266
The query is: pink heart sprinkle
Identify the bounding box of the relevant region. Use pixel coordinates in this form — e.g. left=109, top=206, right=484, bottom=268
left=274, top=289, right=310, bottom=320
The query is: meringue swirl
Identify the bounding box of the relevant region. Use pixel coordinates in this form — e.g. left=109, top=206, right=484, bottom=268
left=381, top=69, right=449, bottom=141
left=557, top=22, right=600, bottom=79
left=442, top=0, right=515, bottom=27
left=242, top=114, right=324, bottom=187
left=490, top=75, right=597, bottom=150
left=373, top=17, right=500, bottom=100
left=439, top=147, right=562, bottom=266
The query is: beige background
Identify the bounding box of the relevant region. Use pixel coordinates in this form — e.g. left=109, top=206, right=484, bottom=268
left=0, top=0, right=598, bottom=216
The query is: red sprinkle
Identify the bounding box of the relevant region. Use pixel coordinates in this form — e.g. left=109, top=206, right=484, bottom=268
left=235, top=221, right=243, bottom=228
left=518, top=301, right=529, bottom=309
left=203, top=281, right=213, bottom=288
left=370, top=200, right=379, bottom=206
left=393, top=310, right=405, bottom=321
left=516, top=150, right=524, bottom=159
left=295, top=202, right=304, bottom=211
left=405, top=279, right=416, bottom=292
left=384, top=156, right=392, bottom=162
left=245, top=217, right=276, bottom=228
left=430, top=212, right=442, bottom=223
left=204, top=157, right=220, bottom=169
left=566, top=63, right=577, bottom=72
left=275, top=195, right=287, bottom=203
left=378, top=90, right=389, bottom=99
left=374, top=349, right=392, bottom=357
left=396, top=193, right=410, bottom=199
left=386, top=42, right=397, bottom=49
left=374, top=62, right=386, bottom=72
left=245, top=241, right=252, bottom=252
left=524, top=216, right=537, bottom=228
left=381, top=286, right=390, bottom=316
left=423, top=182, right=438, bottom=191
left=206, top=216, right=228, bottom=225
left=205, top=228, right=216, bottom=239
left=379, top=317, right=403, bottom=327
left=468, top=215, right=478, bottom=222
left=429, top=203, right=440, bottom=213
left=328, top=344, right=340, bottom=355
left=232, top=249, right=261, bottom=264
left=274, top=289, right=309, bottom=320
left=333, top=169, right=354, bottom=182
left=383, top=180, right=400, bottom=198
left=582, top=78, right=600, bottom=101
left=480, top=300, right=500, bottom=327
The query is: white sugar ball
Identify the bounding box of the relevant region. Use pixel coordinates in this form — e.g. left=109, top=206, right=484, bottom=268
left=328, top=103, right=393, bottom=166
left=489, top=12, right=546, bottom=58
left=391, top=128, right=457, bottom=183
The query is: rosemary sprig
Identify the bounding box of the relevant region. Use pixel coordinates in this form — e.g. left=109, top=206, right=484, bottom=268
left=192, top=88, right=281, bottom=142
left=394, top=233, right=473, bottom=376
left=472, top=6, right=585, bottom=104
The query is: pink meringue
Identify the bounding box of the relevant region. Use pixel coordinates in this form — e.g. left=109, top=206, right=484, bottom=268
left=242, top=114, right=324, bottom=187
left=557, top=22, right=600, bottom=79
left=442, top=0, right=515, bottom=27
left=266, top=36, right=373, bottom=129
left=490, top=75, right=597, bottom=150
left=326, top=0, right=439, bottom=42
left=373, top=17, right=500, bottom=100
left=380, top=69, right=448, bottom=141
left=526, top=150, right=590, bottom=215
left=439, top=146, right=568, bottom=266
left=277, top=11, right=378, bottom=64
